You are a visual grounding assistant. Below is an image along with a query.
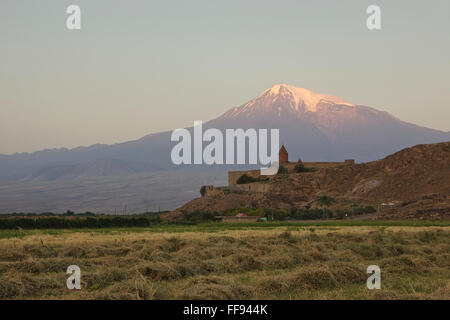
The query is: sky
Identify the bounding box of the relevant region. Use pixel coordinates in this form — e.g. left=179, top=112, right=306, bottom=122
left=1, top=0, right=449, bottom=154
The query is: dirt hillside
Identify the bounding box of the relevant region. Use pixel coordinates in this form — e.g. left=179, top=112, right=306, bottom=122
left=165, top=142, right=450, bottom=220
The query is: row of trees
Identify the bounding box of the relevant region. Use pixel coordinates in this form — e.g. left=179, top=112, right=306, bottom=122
left=0, top=210, right=167, bottom=217
left=262, top=206, right=377, bottom=221
left=182, top=211, right=217, bottom=222
left=0, top=216, right=162, bottom=229
left=181, top=203, right=377, bottom=222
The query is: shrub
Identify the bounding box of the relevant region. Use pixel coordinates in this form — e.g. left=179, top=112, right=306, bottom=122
left=236, top=174, right=258, bottom=184
left=324, top=209, right=334, bottom=219
left=353, top=205, right=377, bottom=215
left=364, top=206, right=377, bottom=213
left=263, top=209, right=289, bottom=221
left=289, top=207, right=298, bottom=216
left=316, top=196, right=336, bottom=207
left=182, top=210, right=216, bottom=222
left=294, top=163, right=311, bottom=173
left=289, top=208, right=330, bottom=220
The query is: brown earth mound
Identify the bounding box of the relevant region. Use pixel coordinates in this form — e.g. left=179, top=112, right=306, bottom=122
left=164, top=142, right=450, bottom=220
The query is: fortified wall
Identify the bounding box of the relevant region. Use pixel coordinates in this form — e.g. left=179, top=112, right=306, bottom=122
left=227, top=145, right=355, bottom=188
left=201, top=146, right=355, bottom=198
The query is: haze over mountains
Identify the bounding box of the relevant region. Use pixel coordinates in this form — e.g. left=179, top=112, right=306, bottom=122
left=0, top=84, right=448, bottom=213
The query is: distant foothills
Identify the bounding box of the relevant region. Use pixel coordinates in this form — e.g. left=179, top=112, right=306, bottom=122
left=0, top=84, right=448, bottom=214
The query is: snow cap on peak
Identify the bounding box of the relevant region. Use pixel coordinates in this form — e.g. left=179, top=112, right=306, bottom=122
left=260, top=84, right=354, bottom=112
left=221, top=84, right=355, bottom=120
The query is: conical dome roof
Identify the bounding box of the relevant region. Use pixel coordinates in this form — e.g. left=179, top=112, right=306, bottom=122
left=279, top=145, right=288, bottom=155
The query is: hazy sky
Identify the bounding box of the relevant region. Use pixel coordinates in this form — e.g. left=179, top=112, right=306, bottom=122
left=1, top=0, right=449, bottom=154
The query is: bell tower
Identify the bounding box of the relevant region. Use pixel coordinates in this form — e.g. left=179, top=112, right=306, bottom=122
left=279, top=145, right=288, bottom=164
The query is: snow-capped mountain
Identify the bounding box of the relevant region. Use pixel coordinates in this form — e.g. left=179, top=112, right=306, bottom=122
left=222, top=84, right=355, bottom=118
left=207, top=84, right=449, bottom=162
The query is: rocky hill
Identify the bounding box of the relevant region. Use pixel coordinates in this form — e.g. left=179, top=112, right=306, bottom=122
left=167, top=142, right=450, bottom=220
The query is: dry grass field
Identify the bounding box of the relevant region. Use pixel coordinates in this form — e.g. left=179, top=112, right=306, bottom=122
left=0, top=224, right=449, bottom=299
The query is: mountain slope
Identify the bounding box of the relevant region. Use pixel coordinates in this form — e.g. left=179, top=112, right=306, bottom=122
left=28, top=158, right=153, bottom=181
